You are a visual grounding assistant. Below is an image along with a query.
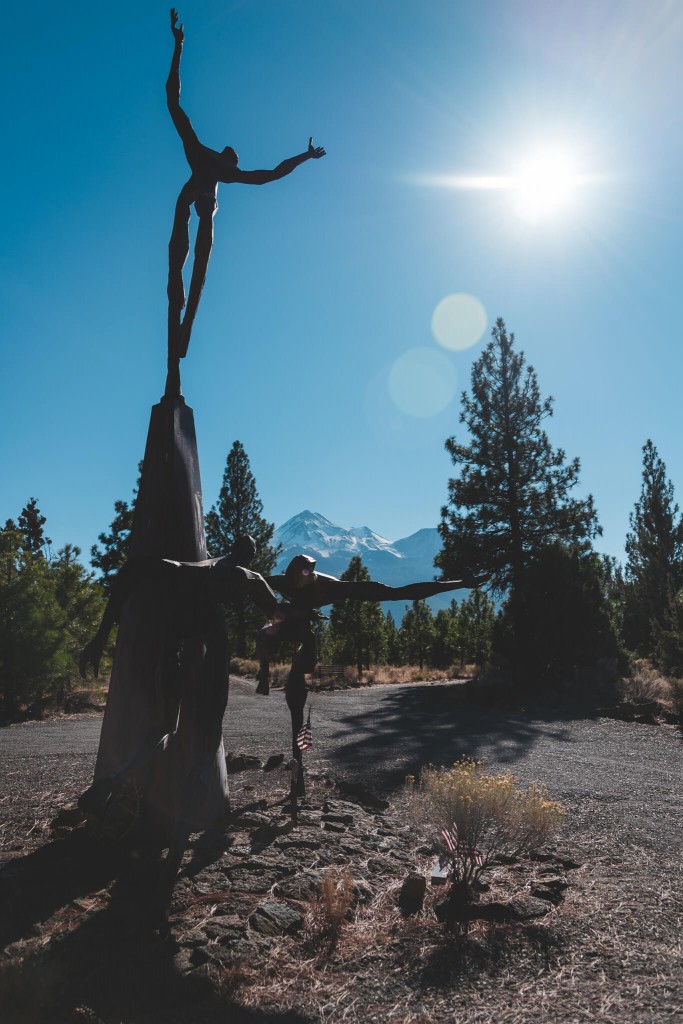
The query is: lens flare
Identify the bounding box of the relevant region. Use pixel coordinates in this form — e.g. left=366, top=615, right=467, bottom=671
left=388, top=347, right=457, bottom=418
left=432, top=293, right=487, bottom=351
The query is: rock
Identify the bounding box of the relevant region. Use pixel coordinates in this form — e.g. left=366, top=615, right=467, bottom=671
left=323, top=822, right=348, bottom=833
left=263, top=753, right=285, bottom=772
left=249, top=901, right=304, bottom=936
left=203, top=920, right=246, bottom=945
left=322, top=811, right=355, bottom=825
left=508, top=896, right=553, bottom=920
left=398, top=872, right=427, bottom=914
left=225, top=753, right=263, bottom=773
left=530, top=883, right=564, bottom=904
left=230, top=810, right=273, bottom=828
left=323, top=800, right=364, bottom=820
left=273, top=870, right=324, bottom=900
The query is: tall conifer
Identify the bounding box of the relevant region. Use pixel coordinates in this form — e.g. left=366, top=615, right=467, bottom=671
left=623, top=440, right=683, bottom=655
left=206, top=440, right=279, bottom=656
left=436, top=318, right=600, bottom=593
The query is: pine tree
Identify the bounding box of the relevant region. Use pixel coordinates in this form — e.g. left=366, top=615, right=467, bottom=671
left=432, top=601, right=460, bottom=668
left=399, top=600, right=436, bottom=669
left=493, top=542, right=618, bottom=691
left=205, top=440, right=280, bottom=656
left=384, top=610, right=403, bottom=665
left=623, top=440, right=683, bottom=656
left=90, top=464, right=141, bottom=587
left=0, top=525, right=68, bottom=720
left=17, top=498, right=52, bottom=557
left=457, top=589, right=496, bottom=665
left=436, top=318, right=600, bottom=594
left=327, top=557, right=387, bottom=677
left=51, top=544, right=107, bottom=695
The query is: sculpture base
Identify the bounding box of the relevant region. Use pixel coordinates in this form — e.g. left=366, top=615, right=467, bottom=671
left=94, top=397, right=229, bottom=835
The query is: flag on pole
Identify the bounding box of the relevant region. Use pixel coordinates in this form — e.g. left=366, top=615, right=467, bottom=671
left=296, top=708, right=313, bottom=751
left=440, top=823, right=483, bottom=866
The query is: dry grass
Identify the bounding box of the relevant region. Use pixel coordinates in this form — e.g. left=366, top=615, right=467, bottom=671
left=621, top=659, right=673, bottom=705
left=304, top=865, right=355, bottom=954
left=229, top=658, right=472, bottom=689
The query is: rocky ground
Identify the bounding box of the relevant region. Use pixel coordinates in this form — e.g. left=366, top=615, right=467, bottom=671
left=0, top=682, right=681, bottom=1023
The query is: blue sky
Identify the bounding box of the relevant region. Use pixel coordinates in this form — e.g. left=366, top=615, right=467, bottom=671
left=2, top=0, right=683, bottom=565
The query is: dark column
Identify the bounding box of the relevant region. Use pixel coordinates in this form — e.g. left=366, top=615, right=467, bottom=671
left=94, top=395, right=229, bottom=834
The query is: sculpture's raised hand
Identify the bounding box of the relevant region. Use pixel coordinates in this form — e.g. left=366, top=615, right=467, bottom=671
left=170, top=7, right=184, bottom=43
left=308, top=137, right=326, bottom=159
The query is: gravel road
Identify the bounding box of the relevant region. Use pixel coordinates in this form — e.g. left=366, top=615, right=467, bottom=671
left=1, top=678, right=681, bottom=854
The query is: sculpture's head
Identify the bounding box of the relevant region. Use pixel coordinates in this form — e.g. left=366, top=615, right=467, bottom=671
left=232, top=534, right=256, bottom=567
left=284, top=554, right=317, bottom=590
left=221, top=146, right=239, bottom=170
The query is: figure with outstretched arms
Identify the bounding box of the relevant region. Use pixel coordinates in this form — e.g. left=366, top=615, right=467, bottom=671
left=78, top=539, right=279, bottom=866
left=165, top=9, right=325, bottom=395
left=255, top=555, right=486, bottom=795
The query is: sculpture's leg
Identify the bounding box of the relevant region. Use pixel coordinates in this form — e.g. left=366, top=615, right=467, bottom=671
left=285, top=627, right=317, bottom=797
left=166, top=191, right=192, bottom=397
left=177, top=202, right=216, bottom=359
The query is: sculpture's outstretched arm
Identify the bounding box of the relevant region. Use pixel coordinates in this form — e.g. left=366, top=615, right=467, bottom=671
left=229, top=137, right=326, bottom=185
left=314, top=577, right=480, bottom=607
left=166, top=9, right=200, bottom=153
left=79, top=559, right=162, bottom=678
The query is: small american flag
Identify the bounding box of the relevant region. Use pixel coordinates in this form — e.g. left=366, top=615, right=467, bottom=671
left=296, top=709, right=313, bottom=751
left=441, top=824, right=483, bottom=866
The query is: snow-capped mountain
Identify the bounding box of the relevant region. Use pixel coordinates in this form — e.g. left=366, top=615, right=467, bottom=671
left=273, top=511, right=457, bottom=611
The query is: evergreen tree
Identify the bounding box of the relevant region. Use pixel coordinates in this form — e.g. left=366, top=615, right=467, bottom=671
left=51, top=544, right=107, bottom=695
left=436, top=318, right=600, bottom=594
left=14, top=498, right=52, bottom=558
left=623, top=440, right=683, bottom=656
left=90, top=464, right=141, bottom=587
left=384, top=610, right=403, bottom=665
left=399, top=600, right=436, bottom=669
left=457, top=589, right=496, bottom=665
left=0, top=525, right=68, bottom=720
left=327, top=557, right=387, bottom=677
left=493, top=542, right=618, bottom=692
left=653, top=585, right=683, bottom=677
left=205, top=440, right=280, bottom=656
left=432, top=601, right=460, bottom=668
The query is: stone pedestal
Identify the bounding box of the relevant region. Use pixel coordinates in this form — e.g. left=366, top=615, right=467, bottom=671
left=94, top=396, right=229, bottom=833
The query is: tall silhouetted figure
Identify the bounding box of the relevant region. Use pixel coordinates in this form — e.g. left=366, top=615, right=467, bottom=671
left=165, top=9, right=326, bottom=396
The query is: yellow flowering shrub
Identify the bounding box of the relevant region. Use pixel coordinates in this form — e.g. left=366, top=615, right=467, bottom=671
left=405, top=760, right=565, bottom=887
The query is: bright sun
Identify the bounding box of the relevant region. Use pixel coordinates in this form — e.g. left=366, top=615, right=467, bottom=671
left=512, top=149, right=582, bottom=223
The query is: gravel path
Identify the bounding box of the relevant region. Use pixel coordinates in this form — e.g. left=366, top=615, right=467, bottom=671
left=1, top=678, right=681, bottom=854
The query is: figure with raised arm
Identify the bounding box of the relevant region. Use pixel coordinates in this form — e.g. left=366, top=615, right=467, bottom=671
left=255, top=556, right=485, bottom=795
left=165, top=9, right=326, bottom=395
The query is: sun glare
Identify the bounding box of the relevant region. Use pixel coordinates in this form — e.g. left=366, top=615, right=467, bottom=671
left=512, top=149, right=582, bottom=223
left=418, top=142, right=596, bottom=226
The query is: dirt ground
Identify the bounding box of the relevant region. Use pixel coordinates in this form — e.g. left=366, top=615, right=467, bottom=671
left=0, top=686, right=681, bottom=1023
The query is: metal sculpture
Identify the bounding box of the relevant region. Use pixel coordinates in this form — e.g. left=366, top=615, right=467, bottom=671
left=165, top=9, right=325, bottom=395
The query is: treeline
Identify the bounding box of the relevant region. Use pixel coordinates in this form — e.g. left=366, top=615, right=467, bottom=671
left=4, top=319, right=683, bottom=717
left=315, top=555, right=497, bottom=675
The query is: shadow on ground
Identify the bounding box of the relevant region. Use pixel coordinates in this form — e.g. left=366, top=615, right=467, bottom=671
left=0, top=829, right=310, bottom=1024
left=323, top=684, right=575, bottom=791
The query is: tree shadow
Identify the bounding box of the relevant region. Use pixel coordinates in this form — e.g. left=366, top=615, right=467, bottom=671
left=417, top=922, right=566, bottom=992
left=323, top=684, right=575, bottom=792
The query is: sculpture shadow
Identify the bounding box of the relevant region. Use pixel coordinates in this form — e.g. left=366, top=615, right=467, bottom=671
left=323, top=684, right=575, bottom=793
left=0, top=828, right=308, bottom=1024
